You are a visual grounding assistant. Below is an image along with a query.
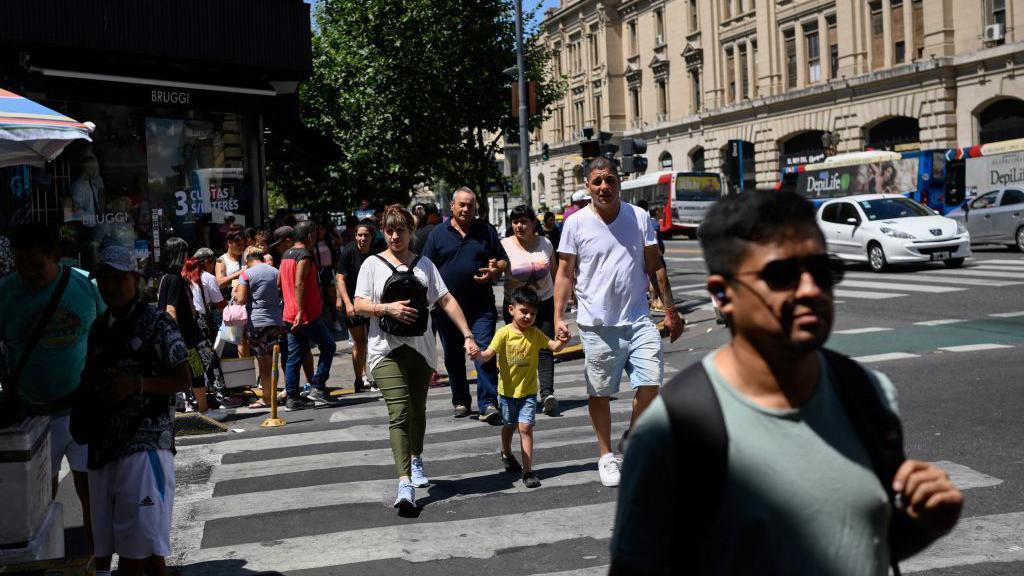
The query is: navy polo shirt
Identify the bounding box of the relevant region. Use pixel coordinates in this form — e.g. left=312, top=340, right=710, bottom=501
left=421, top=218, right=507, bottom=308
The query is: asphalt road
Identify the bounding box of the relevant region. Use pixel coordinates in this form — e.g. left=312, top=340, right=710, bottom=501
left=53, top=239, right=1024, bottom=574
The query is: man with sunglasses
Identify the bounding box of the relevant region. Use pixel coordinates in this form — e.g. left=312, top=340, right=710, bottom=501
left=610, top=191, right=962, bottom=575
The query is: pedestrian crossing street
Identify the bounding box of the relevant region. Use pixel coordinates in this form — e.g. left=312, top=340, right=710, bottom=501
left=170, top=356, right=1021, bottom=575
left=671, top=258, right=1024, bottom=304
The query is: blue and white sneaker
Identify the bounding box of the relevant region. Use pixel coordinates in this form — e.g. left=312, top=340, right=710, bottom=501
left=393, top=480, right=416, bottom=510
left=299, top=383, right=313, bottom=398
left=410, top=457, right=429, bottom=487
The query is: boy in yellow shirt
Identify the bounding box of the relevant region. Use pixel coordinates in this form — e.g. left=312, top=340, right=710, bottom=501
left=478, top=286, right=569, bottom=488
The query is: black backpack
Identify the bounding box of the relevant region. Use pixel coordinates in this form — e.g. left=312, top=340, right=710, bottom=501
left=373, top=254, right=429, bottom=337
left=611, top=349, right=913, bottom=576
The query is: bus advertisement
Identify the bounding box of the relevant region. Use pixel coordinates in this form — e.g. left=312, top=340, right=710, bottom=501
left=619, top=171, right=724, bottom=238
left=948, top=138, right=1024, bottom=199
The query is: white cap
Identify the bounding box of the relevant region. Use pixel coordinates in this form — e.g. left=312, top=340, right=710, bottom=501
left=572, top=191, right=591, bottom=202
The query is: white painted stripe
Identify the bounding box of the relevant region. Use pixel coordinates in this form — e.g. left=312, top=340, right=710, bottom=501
left=194, top=458, right=599, bottom=521
left=970, top=264, right=1024, bottom=272
left=672, top=283, right=709, bottom=292
left=933, top=461, right=1003, bottom=491
left=183, top=502, right=616, bottom=571
left=681, top=289, right=713, bottom=297
left=901, top=512, right=1024, bottom=573
left=210, top=422, right=629, bottom=483
left=933, top=268, right=1024, bottom=279
left=838, top=280, right=964, bottom=293
left=850, top=352, right=920, bottom=363
left=663, top=256, right=706, bottom=263
left=937, top=343, right=1014, bottom=353
left=976, top=259, right=1024, bottom=266
left=845, top=271, right=1022, bottom=287
left=530, top=567, right=609, bottom=576
left=914, top=319, right=967, bottom=326
left=990, top=311, right=1024, bottom=318
left=833, top=327, right=894, bottom=335
left=833, top=289, right=908, bottom=300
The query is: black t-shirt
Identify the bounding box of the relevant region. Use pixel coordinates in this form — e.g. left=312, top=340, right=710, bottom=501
left=543, top=226, right=561, bottom=251
left=337, top=243, right=369, bottom=299
left=157, top=272, right=201, bottom=347
left=413, top=222, right=437, bottom=253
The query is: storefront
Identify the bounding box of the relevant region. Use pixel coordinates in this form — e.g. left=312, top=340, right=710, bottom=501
left=0, top=0, right=311, bottom=273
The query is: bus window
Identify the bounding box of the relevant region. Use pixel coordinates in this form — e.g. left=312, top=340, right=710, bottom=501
left=676, top=175, right=722, bottom=201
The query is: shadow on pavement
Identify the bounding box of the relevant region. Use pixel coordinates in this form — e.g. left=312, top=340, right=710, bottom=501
left=176, top=559, right=283, bottom=576
left=417, top=462, right=594, bottom=507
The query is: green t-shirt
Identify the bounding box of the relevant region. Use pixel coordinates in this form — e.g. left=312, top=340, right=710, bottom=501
left=0, top=265, right=105, bottom=407
left=488, top=324, right=550, bottom=398
left=612, top=349, right=899, bottom=575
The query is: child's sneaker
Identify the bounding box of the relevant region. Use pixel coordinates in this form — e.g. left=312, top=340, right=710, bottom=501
left=410, top=457, right=429, bottom=487
left=522, top=472, right=541, bottom=489
left=393, top=480, right=415, bottom=510
left=501, top=452, right=523, bottom=474
left=598, top=453, right=621, bottom=487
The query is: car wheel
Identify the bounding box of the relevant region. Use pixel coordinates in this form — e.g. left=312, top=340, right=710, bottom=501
left=868, top=243, right=887, bottom=272
left=943, top=257, right=965, bottom=268
left=1015, top=226, right=1024, bottom=253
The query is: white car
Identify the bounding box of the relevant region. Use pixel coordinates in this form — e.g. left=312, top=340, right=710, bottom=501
left=816, top=194, right=971, bottom=272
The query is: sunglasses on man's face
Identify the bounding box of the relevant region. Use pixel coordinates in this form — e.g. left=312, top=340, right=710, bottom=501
left=732, top=254, right=845, bottom=292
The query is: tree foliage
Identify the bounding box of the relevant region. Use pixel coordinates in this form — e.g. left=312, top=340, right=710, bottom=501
left=269, top=0, right=562, bottom=212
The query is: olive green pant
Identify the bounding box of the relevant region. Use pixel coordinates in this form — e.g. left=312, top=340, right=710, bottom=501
left=371, top=345, right=433, bottom=478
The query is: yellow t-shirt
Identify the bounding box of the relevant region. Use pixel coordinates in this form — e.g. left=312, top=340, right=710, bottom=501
left=488, top=324, right=551, bottom=399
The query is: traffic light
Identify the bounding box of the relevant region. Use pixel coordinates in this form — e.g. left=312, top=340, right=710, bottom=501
left=580, top=139, right=600, bottom=160
left=542, top=143, right=550, bottom=161
left=621, top=137, right=648, bottom=175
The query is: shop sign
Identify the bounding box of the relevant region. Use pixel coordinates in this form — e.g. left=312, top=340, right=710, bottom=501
left=780, top=152, right=826, bottom=167
left=174, top=184, right=241, bottom=218
left=151, top=89, right=192, bottom=105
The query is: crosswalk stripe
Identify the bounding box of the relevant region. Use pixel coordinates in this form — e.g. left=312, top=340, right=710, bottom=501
left=664, top=256, right=706, bottom=263
left=209, top=422, right=628, bottom=483
left=531, top=567, right=609, bottom=576
left=833, top=327, right=893, bottom=335
left=833, top=289, right=907, bottom=299
left=932, top=268, right=1024, bottom=279
left=976, top=259, right=1024, bottom=266
left=183, top=502, right=616, bottom=572
left=845, top=271, right=1022, bottom=287
left=901, top=512, right=1024, bottom=573
left=969, top=264, right=1024, bottom=272
left=837, top=280, right=964, bottom=293
left=194, top=457, right=598, bottom=521
left=914, top=319, right=966, bottom=326
left=851, top=352, right=919, bottom=363
left=938, top=343, right=1014, bottom=353
left=933, top=461, right=1003, bottom=490
left=990, top=310, right=1024, bottom=318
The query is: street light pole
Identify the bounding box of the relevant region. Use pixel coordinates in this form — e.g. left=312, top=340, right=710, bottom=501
left=515, top=0, right=532, bottom=209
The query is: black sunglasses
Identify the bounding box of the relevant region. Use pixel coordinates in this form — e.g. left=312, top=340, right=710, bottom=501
left=732, top=254, right=845, bottom=292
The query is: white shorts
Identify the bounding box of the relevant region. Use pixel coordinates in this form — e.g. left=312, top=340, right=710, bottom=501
left=50, top=414, right=88, bottom=474
left=89, top=450, right=175, bottom=559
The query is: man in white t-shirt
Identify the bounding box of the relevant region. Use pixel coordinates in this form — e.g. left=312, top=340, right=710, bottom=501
left=553, top=156, right=684, bottom=487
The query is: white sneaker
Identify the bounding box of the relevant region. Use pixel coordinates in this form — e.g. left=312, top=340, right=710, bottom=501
left=598, top=453, right=621, bottom=487
left=202, top=409, right=229, bottom=422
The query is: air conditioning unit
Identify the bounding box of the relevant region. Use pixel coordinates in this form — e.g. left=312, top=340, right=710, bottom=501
left=656, top=34, right=665, bottom=46
left=984, top=23, right=1005, bottom=43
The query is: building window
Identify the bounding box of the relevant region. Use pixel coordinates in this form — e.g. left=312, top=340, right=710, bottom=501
left=593, top=95, right=602, bottom=129
left=628, top=20, right=639, bottom=55
left=870, top=1, right=884, bottom=70
left=726, top=47, right=736, bottom=103
left=690, top=0, right=699, bottom=32
left=657, top=79, right=668, bottom=117
left=805, top=24, right=821, bottom=84
left=891, top=0, right=905, bottom=64
left=590, top=26, right=600, bottom=65
left=739, top=44, right=749, bottom=98
left=784, top=29, right=797, bottom=89
left=557, top=108, right=565, bottom=141
left=574, top=101, right=584, bottom=135
left=630, top=87, right=641, bottom=122
left=691, top=69, right=702, bottom=113
left=827, top=15, right=839, bottom=77
left=722, top=0, right=731, bottom=20
left=990, top=0, right=1007, bottom=27
left=912, top=0, right=924, bottom=59
left=751, top=41, right=758, bottom=98
left=655, top=9, right=665, bottom=44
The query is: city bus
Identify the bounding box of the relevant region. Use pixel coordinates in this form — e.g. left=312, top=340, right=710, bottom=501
left=945, top=137, right=1024, bottom=201
left=619, top=171, right=724, bottom=238
left=778, top=149, right=957, bottom=213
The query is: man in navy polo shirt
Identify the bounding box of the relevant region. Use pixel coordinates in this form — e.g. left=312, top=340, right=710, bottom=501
left=422, top=187, right=507, bottom=422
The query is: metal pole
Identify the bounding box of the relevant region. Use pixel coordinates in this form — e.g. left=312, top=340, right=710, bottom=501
left=515, top=0, right=532, bottom=209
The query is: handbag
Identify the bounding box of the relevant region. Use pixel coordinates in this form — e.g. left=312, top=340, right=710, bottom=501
left=222, top=302, right=249, bottom=326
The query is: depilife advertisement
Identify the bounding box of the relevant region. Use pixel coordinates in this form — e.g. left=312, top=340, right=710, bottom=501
left=965, top=151, right=1024, bottom=195
left=796, top=157, right=919, bottom=199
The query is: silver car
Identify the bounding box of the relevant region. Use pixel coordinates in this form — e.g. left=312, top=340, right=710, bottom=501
left=947, top=187, right=1024, bottom=252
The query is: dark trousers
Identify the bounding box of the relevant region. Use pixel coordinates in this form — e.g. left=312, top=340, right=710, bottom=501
left=434, top=304, right=499, bottom=412
left=502, top=296, right=555, bottom=398
left=285, top=316, right=336, bottom=398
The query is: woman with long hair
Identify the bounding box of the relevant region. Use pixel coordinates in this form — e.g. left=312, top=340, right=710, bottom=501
left=354, top=205, right=479, bottom=510
left=336, top=220, right=375, bottom=392
left=159, top=237, right=226, bottom=420
left=500, top=204, right=559, bottom=416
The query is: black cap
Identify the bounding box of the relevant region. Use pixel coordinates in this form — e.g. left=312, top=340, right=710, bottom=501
left=269, top=226, right=294, bottom=248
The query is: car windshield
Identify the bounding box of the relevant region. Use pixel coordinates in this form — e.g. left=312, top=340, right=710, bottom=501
left=859, top=197, right=932, bottom=221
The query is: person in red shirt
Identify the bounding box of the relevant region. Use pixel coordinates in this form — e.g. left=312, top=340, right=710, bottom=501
left=280, top=222, right=337, bottom=410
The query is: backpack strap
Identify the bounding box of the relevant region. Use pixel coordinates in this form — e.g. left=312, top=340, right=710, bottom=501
left=661, top=360, right=728, bottom=574
left=823, top=348, right=909, bottom=574
left=372, top=253, right=399, bottom=273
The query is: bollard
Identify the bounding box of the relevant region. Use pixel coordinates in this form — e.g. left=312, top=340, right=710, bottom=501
left=260, top=343, right=286, bottom=428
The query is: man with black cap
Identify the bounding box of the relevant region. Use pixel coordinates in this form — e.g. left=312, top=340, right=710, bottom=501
left=268, top=225, right=294, bottom=269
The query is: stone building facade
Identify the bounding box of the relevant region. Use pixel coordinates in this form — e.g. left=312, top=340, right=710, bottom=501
left=529, top=0, right=1024, bottom=209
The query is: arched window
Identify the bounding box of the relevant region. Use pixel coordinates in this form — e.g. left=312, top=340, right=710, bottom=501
left=689, top=147, right=705, bottom=172
left=865, top=116, right=919, bottom=150
left=659, top=151, right=674, bottom=169
left=779, top=130, right=828, bottom=170
left=978, top=98, right=1024, bottom=144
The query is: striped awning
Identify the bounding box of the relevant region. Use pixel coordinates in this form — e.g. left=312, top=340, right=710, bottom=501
left=0, top=88, right=92, bottom=168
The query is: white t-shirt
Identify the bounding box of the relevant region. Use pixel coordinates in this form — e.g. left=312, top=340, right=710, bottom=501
left=355, top=255, right=449, bottom=371
left=559, top=201, right=658, bottom=327
left=501, top=235, right=555, bottom=302
left=191, top=271, right=224, bottom=313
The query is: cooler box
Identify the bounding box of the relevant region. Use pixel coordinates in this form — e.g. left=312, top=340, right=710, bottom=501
left=0, top=502, right=64, bottom=566
left=0, top=416, right=51, bottom=546
left=221, top=357, right=258, bottom=389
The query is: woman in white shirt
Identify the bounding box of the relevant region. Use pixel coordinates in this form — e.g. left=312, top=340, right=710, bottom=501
left=500, top=204, right=558, bottom=416
left=354, top=205, right=479, bottom=511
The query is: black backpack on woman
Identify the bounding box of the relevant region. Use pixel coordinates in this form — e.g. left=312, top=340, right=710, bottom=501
left=373, top=255, right=429, bottom=337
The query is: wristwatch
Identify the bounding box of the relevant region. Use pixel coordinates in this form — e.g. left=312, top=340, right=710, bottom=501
left=463, top=335, right=475, bottom=341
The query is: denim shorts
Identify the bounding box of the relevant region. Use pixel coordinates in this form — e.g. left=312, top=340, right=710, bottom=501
left=578, top=317, right=664, bottom=397
left=499, top=395, right=537, bottom=426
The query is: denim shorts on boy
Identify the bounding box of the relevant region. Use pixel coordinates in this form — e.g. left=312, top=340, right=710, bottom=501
left=499, top=394, right=537, bottom=426
left=89, top=449, right=174, bottom=559
left=579, top=317, right=664, bottom=397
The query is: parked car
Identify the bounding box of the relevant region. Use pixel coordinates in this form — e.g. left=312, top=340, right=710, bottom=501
left=816, top=194, right=971, bottom=272
left=946, top=187, right=1024, bottom=252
